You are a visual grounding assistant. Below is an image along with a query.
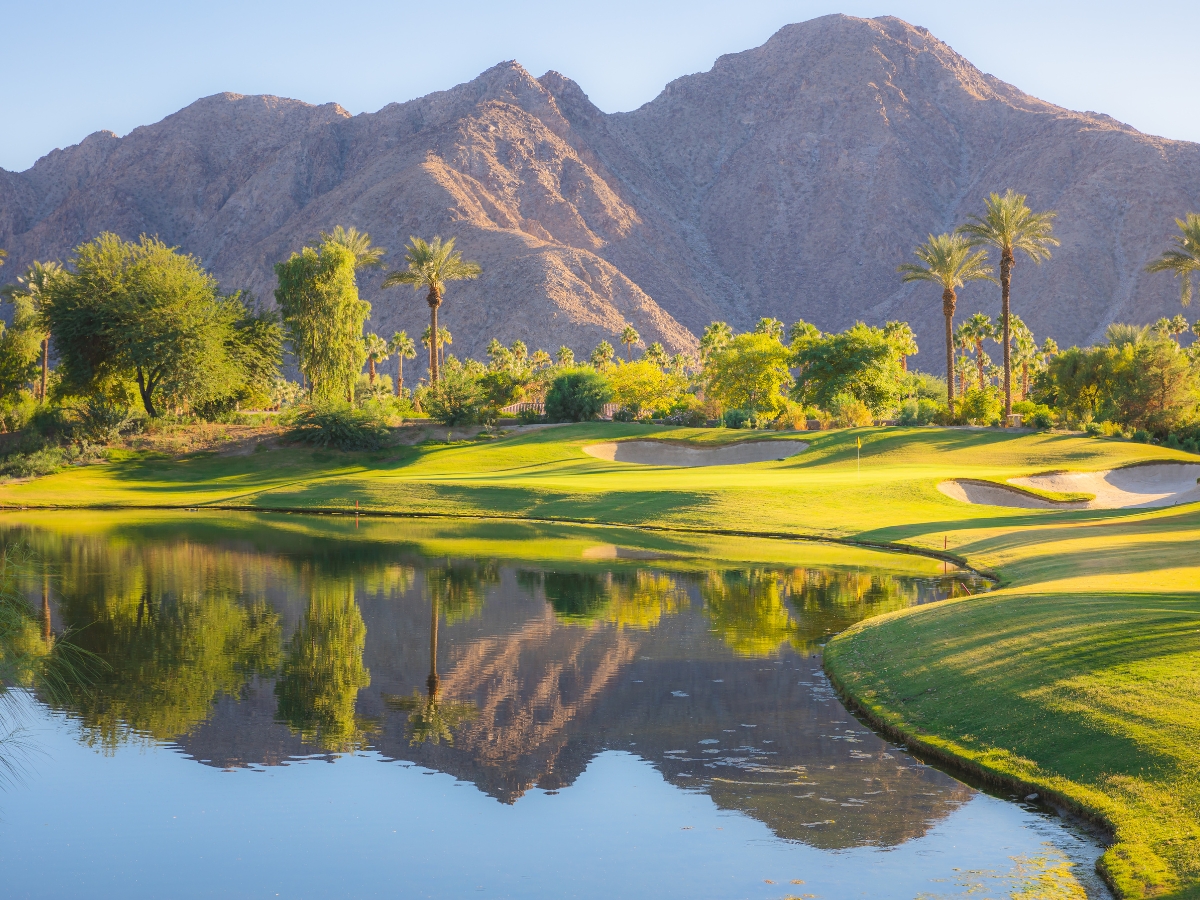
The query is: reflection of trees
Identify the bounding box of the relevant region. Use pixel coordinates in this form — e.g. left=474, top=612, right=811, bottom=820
left=383, top=592, right=476, bottom=745
left=424, top=561, right=497, bottom=624
left=702, top=570, right=797, bottom=657
left=519, top=569, right=686, bottom=629
left=602, top=572, right=687, bottom=629
left=781, top=569, right=912, bottom=649
left=275, top=584, right=374, bottom=752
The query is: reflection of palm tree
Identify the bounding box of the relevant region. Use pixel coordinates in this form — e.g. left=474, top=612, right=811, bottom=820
left=383, top=592, right=476, bottom=745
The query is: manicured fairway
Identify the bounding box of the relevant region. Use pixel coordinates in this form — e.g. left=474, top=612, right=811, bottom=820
left=5, top=423, right=1200, bottom=898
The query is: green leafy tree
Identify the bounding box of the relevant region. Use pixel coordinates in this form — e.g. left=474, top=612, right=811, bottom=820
left=389, top=330, right=416, bottom=395
left=958, top=190, right=1058, bottom=419
left=620, top=324, right=640, bottom=361
left=898, top=232, right=994, bottom=416
left=50, top=233, right=260, bottom=417
left=791, top=323, right=905, bottom=415
left=1146, top=213, right=1200, bottom=307
left=275, top=240, right=369, bottom=404
left=705, top=331, right=792, bottom=417
left=609, top=359, right=685, bottom=418
left=545, top=367, right=612, bottom=421
left=364, top=332, right=389, bottom=385
left=0, top=295, right=43, bottom=406
left=382, top=237, right=481, bottom=385
left=1009, top=314, right=1038, bottom=399
left=423, top=365, right=485, bottom=425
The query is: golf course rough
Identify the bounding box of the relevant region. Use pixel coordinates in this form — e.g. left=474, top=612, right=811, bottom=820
left=4, top=423, right=1199, bottom=898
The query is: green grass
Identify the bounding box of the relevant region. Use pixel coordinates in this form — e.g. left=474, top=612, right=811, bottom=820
left=4, top=422, right=1200, bottom=897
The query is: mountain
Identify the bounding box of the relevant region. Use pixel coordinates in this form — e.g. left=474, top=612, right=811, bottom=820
left=3, top=14, right=1199, bottom=371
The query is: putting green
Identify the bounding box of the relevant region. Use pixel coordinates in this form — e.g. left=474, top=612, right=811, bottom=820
left=3, top=423, right=1198, bottom=898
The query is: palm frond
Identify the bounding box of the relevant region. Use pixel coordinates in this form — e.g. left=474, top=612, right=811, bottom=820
left=1145, top=214, right=1200, bottom=306
left=898, top=233, right=994, bottom=289
left=957, top=190, right=1058, bottom=262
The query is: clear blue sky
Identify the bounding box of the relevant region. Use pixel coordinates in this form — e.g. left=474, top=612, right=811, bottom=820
left=3, top=0, right=1197, bottom=172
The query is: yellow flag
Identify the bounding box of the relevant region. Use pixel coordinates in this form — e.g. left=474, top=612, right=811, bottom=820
left=857, top=437, right=861, bottom=450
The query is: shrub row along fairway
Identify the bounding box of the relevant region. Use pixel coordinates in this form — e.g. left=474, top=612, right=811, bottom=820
left=4, top=423, right=1200, bottom=897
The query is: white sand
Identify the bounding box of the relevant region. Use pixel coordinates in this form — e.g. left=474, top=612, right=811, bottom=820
left=939, top=462, right=1200, bottom=510
left=1012, top=463, right=1200, bottom=509
left=583, top=439, right=808, bottom=467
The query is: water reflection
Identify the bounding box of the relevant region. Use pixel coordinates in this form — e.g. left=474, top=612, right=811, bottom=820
left=3, top=513, right=991, bottom=854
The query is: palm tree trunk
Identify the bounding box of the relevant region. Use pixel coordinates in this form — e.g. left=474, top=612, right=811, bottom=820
left=1000, top=251, right=1013, bottom=421
left=428, top=289, right=441, bottom=385
left=42, top=572, right=51, bottom=644
left=943, top=288, right=956, bottom=417
left=368, top=359, right=376, bottom=385
left=975, top=340, right=985, bottom=391
left=40, top=337, right=49, bottom=401
left=1022, top=361, right=1030, bottom=400
left=396, top=357, right=403, bottom=396
left=427, top=595, right=440, bottom=698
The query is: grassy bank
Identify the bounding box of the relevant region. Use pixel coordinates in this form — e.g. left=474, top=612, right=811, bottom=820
left=5, top=423, right=1200, bottom=897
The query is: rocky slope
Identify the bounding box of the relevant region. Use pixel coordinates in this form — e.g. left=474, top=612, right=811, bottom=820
left=3, top=14, right=1199, bottom=372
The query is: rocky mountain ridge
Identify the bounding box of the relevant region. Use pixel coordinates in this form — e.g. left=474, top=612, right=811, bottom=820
left=2, top=14, right=1198, bottom=371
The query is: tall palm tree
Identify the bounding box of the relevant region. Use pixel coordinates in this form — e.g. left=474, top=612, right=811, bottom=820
left=754, top=317, right=785, bottom=340
left=437, top=327, right=453, bottom=369
left=958, top=190, right=1058, bottom=420
left=364, top=332, right=389, bottom=385
left=898, top=233, right=994, bottom=416
left=644, top=341, right=668, bottom=369
left=590, top=340, right=615, bottom=370
left=1009, top=314, right=1037, bottom=399
left=389, top=331, right=416, bottom=395
left=4, top=260, right=64, bottom=402
left=555, top=345, right=574, bottom=367
left=700, top=321, right=733, bottom=360
left=318, top=226, right=386, bottom=270
left=958, top=312, right=997, bottom=391
left=1146, top=213, right=1200, bottom=307
left=382, top=237, right=481, bottom=384
left=620, top=324, right=640, bottom=361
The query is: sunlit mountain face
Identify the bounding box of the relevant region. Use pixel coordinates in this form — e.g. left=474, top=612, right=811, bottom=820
left=0, top=513, right=1105, bottom=899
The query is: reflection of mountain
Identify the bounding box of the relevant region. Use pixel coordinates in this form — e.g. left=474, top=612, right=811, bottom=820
left=7, top=517, right=977, bottom=851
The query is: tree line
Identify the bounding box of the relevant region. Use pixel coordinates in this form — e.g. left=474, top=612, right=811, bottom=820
left=0, top=195, right=1198, bottom=452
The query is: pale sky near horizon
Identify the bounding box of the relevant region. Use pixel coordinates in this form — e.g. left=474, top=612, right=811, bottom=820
left=3, top=0, right=1197, bottom=172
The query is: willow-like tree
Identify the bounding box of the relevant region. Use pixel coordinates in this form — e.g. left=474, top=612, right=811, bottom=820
left=382, top=237, right=480, bottom=384
left=620, top=324, right=640, bottom=361
left=275, top=241, right=369, bottom=403
left=958, top=190, right=1058, bottom=420
left=389, top=330, right=416, bottom=395
left=1145, top=213, right=1200, bottom=307
left=898, top=233, right=994, bottom=417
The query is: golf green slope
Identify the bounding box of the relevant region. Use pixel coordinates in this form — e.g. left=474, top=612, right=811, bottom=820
left=4, top=423, right=1199, bottom=897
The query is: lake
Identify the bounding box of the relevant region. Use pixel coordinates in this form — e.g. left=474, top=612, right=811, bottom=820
left=0, top=512, right=1106, bottom=899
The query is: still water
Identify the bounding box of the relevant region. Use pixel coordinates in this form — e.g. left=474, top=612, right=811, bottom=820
left=0, top=513, right=1105, bottom=899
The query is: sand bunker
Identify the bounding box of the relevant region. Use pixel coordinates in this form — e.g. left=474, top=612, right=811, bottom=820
left=940, top=462, right=1200, bottom=510
left=583, top=439, right=808, bottom=467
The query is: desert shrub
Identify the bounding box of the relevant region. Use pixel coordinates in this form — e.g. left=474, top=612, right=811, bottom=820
left=545, top=368, right=612, bottom=422
left=1131, top=428, right=1153, bottom=444
left=287, top=402, right=389, bottom=451
left=959, top=387, right=1002, bottom=426
left=73, top=398, right=131, bottom=443
left=770, top=401, right=808, bottom=431
left=423, top=368, right=486, bottom=426
left=1, top=447, right=66, bottom=479
left=830, top=395, right=873, bottom=429
left=722, top=408, right=750, bottom=429
left=611, top=406, right=637, bottom=423
left=898, top=398, right=942, bottom=426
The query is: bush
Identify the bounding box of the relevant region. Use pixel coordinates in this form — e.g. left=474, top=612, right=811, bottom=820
left=1, top=447, right=66, bottom=479
left=770, top=401, right=808, bottom=431
left=1132, top=428, right=1153, bottom=444
left=959, top=387, right=1002, bottom=426
left=423, top=369, right=486, bottom=426
left=898, top=398, right=942, bottom=426
left=612, top=406, right=637, bottom=423
left=722, top=408, right=750, bottom=429
left=287, top=402, right=390, bottom=451
left=545, top=368, right=612, bottom=422
left=1013, top=399, right=1056, bottom=430
left=1184, top=438, right=1199, bottom=455
left=73, top=398, right=131, bottom=442
left=830, top=396, right=873, bottom=429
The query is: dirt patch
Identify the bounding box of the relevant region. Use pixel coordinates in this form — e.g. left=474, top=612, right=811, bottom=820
left=583, top=439, right=808, bottom=467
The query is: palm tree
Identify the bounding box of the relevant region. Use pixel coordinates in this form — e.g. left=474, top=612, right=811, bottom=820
left=1146, top=213, right=1200, bottom=307
left=754, top=317, right=785, bottom=340
left=381, top=237, right=481, bottom=384
left=363, top=332, right=389, bottom=385
left=318, top=226, right=386, bottom=269
left=421, top=325, right=453, bottom=374
left=1009, top=314, right=1037, bottom=399
left=620, top=324, right=640, bottom=361
left=555, top=345, right=574, bottom=367
left=3, top=260, right=64, bottom=402
left=700, top=321, right=733, bottom=360
left=958, top=312, right=997, bottom=391
left=389, top=331, right=416, bottom=395
left=898, top=233, right=994, bottom=416
left=1105, top=322, right=1147, bottom=349
left=883, top=321, right=918, bottom=372
left=958, top=190, right=1058, bottom=420
left=644, top=341, right=668, bottom=369
left=590, top=340, right=615, bottom=370
left=437, top=327, right=452, bottom=369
